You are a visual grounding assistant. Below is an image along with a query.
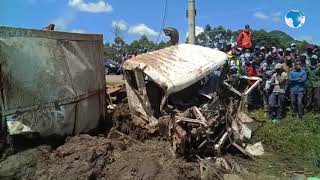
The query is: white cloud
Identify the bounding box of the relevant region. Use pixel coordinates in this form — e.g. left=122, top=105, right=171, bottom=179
left=271, top=11, right=281, bottom=22
left=51, top=12, right=85, bottom=34
left=70, top=29, right=86, bottom=33
left=272, top=11, right=281, bottom=16
left=254, top=11, right=282, bottom=22
left=272, top=17, right=281, bottom=22
left=128, top=24, right=158, bottom=36
left=68, top=0, right=112, bottom=13
left=51, top=11, right=76, bottom=31
left=186, top=26, right=204, bottom=38
left=52, top=18, right=68, bottom=30
left=254, top=11, right=269, bottom=19
left=112, top=20, right=128, bottom=31
left=52, top=15, right=74, bottom=31
left=195, top=26, right=204, bottom=36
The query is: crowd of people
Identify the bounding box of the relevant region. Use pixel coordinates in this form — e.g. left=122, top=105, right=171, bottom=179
left=225, top=25, right=320, bottom=121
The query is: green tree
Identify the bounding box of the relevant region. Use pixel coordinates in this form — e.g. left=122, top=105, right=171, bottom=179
left=114, top=36, right=126, bottom=48
left=138, top=35, right=156, bottom=51
left=196, top=25, right=235, bottom=49
left=104, top=42, right=119, bottom=61
left=157, top=40, right=171, bottom=49
left=195, top=25, right=311, bottom=52
left=127, top=35, right=158, bottom=53
left=252, top=29, right=283, bottom=49
left=296, top=40, right=308, bottom=53
left=127, top=40, right=140, bottom=53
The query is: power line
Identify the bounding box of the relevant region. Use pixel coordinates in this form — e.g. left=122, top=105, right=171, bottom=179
left=156, top=0, right=168, bottom=44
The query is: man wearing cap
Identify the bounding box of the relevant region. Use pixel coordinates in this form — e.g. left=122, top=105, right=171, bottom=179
left=290, top=43, right=298, bottom=57
left=240, top=48, right=252, bottom=65
left=305, top=55, right=320, bottom=116
left=260, top=55, right=276, bottom=74
left=236, top=25, right=253, bottom=49
left=289, top=61, right=307, bottom=119
left=271, top=49, right=280, bottom=64
left=253, top=45, right=261, bottom=58
left=269, top=63, right=288, bottom=120
left=285, top=47, right=291, bottom=55
left=302, top=45, right=315, bottom=66
left=260, top=46, right=266, bottom=57
left=278, top=48, right=285, bottom=63
left=284, top=47, right=295, bottom=60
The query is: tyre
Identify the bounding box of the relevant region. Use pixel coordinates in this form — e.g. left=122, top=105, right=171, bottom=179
left=105, top=67, right=110, bottom=75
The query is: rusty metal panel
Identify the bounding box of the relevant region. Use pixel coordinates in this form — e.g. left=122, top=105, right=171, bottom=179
left=123, top=44, right=228, bottom=95
left=0, top=26, right=105, bottom=136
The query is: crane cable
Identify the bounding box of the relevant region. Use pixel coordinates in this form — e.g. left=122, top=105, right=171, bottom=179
left=156, top=0, right=168, bottom=44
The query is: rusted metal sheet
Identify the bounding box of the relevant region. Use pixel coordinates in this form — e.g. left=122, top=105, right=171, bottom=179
left=123, top=44, right=227, bottom=95
left=0, top=26, right=105, bottom=136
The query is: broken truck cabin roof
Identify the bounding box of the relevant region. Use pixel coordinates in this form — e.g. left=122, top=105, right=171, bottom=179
left=123, top=44, right=228, bottom=95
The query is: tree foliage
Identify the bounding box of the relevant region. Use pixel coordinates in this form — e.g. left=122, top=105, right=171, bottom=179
left=195, top=24, right=310, bottom=52
left=196, top=25, right=236, bottom=49
left=104, top=35, right=171, bottom=62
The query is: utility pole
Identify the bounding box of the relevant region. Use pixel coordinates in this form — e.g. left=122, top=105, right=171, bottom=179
left=187, top=0, right=196, bottom=44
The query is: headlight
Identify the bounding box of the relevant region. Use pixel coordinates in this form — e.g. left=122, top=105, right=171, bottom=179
left=109, top=64, right=115, bottom=68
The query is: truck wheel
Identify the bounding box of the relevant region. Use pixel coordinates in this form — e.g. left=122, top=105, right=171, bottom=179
left=105, top=67, right=110, bottom=75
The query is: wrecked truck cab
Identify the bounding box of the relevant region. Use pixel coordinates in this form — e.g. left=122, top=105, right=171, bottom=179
left=122, top=44, right=228, bottom=130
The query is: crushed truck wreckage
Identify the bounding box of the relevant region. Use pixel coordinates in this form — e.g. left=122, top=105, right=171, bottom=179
left=122, top=44, right=262, bottom=158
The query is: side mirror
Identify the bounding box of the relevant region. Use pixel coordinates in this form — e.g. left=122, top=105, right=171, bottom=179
left=163, top=27, right=179, bottom=45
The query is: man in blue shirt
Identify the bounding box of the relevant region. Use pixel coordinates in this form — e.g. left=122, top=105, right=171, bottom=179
left=289, top=61, right=307, bottom=119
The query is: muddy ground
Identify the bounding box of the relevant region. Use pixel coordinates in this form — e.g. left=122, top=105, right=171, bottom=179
left=0, top=135, right=200, bottom=180
left=0, top=102, right=201, bottom=180
left=0, top=102, right=318, bottom=180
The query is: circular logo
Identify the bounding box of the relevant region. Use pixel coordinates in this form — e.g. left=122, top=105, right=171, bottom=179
left=285, top=10, right=305, bottom=28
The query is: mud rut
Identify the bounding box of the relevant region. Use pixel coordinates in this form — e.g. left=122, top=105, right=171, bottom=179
left=0, top=102, right=201, bottom=180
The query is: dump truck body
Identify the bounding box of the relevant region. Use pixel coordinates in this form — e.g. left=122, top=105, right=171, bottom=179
left=0, top=26, right=105, bottom=136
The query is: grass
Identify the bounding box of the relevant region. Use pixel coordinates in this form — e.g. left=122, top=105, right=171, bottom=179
left=243, top=110, right=320, bottom=176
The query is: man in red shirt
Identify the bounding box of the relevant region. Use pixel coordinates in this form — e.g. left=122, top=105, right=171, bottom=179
left=244, top=61, right=257, bottom=86
left=237, top=25, right=253, bottom=49
left=243, top=60, right=260, bottom=110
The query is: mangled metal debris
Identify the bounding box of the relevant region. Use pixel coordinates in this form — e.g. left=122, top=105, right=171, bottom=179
left=122, top=43, right=262, bottom=158
left=198, top=155, right=248, bottom=180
